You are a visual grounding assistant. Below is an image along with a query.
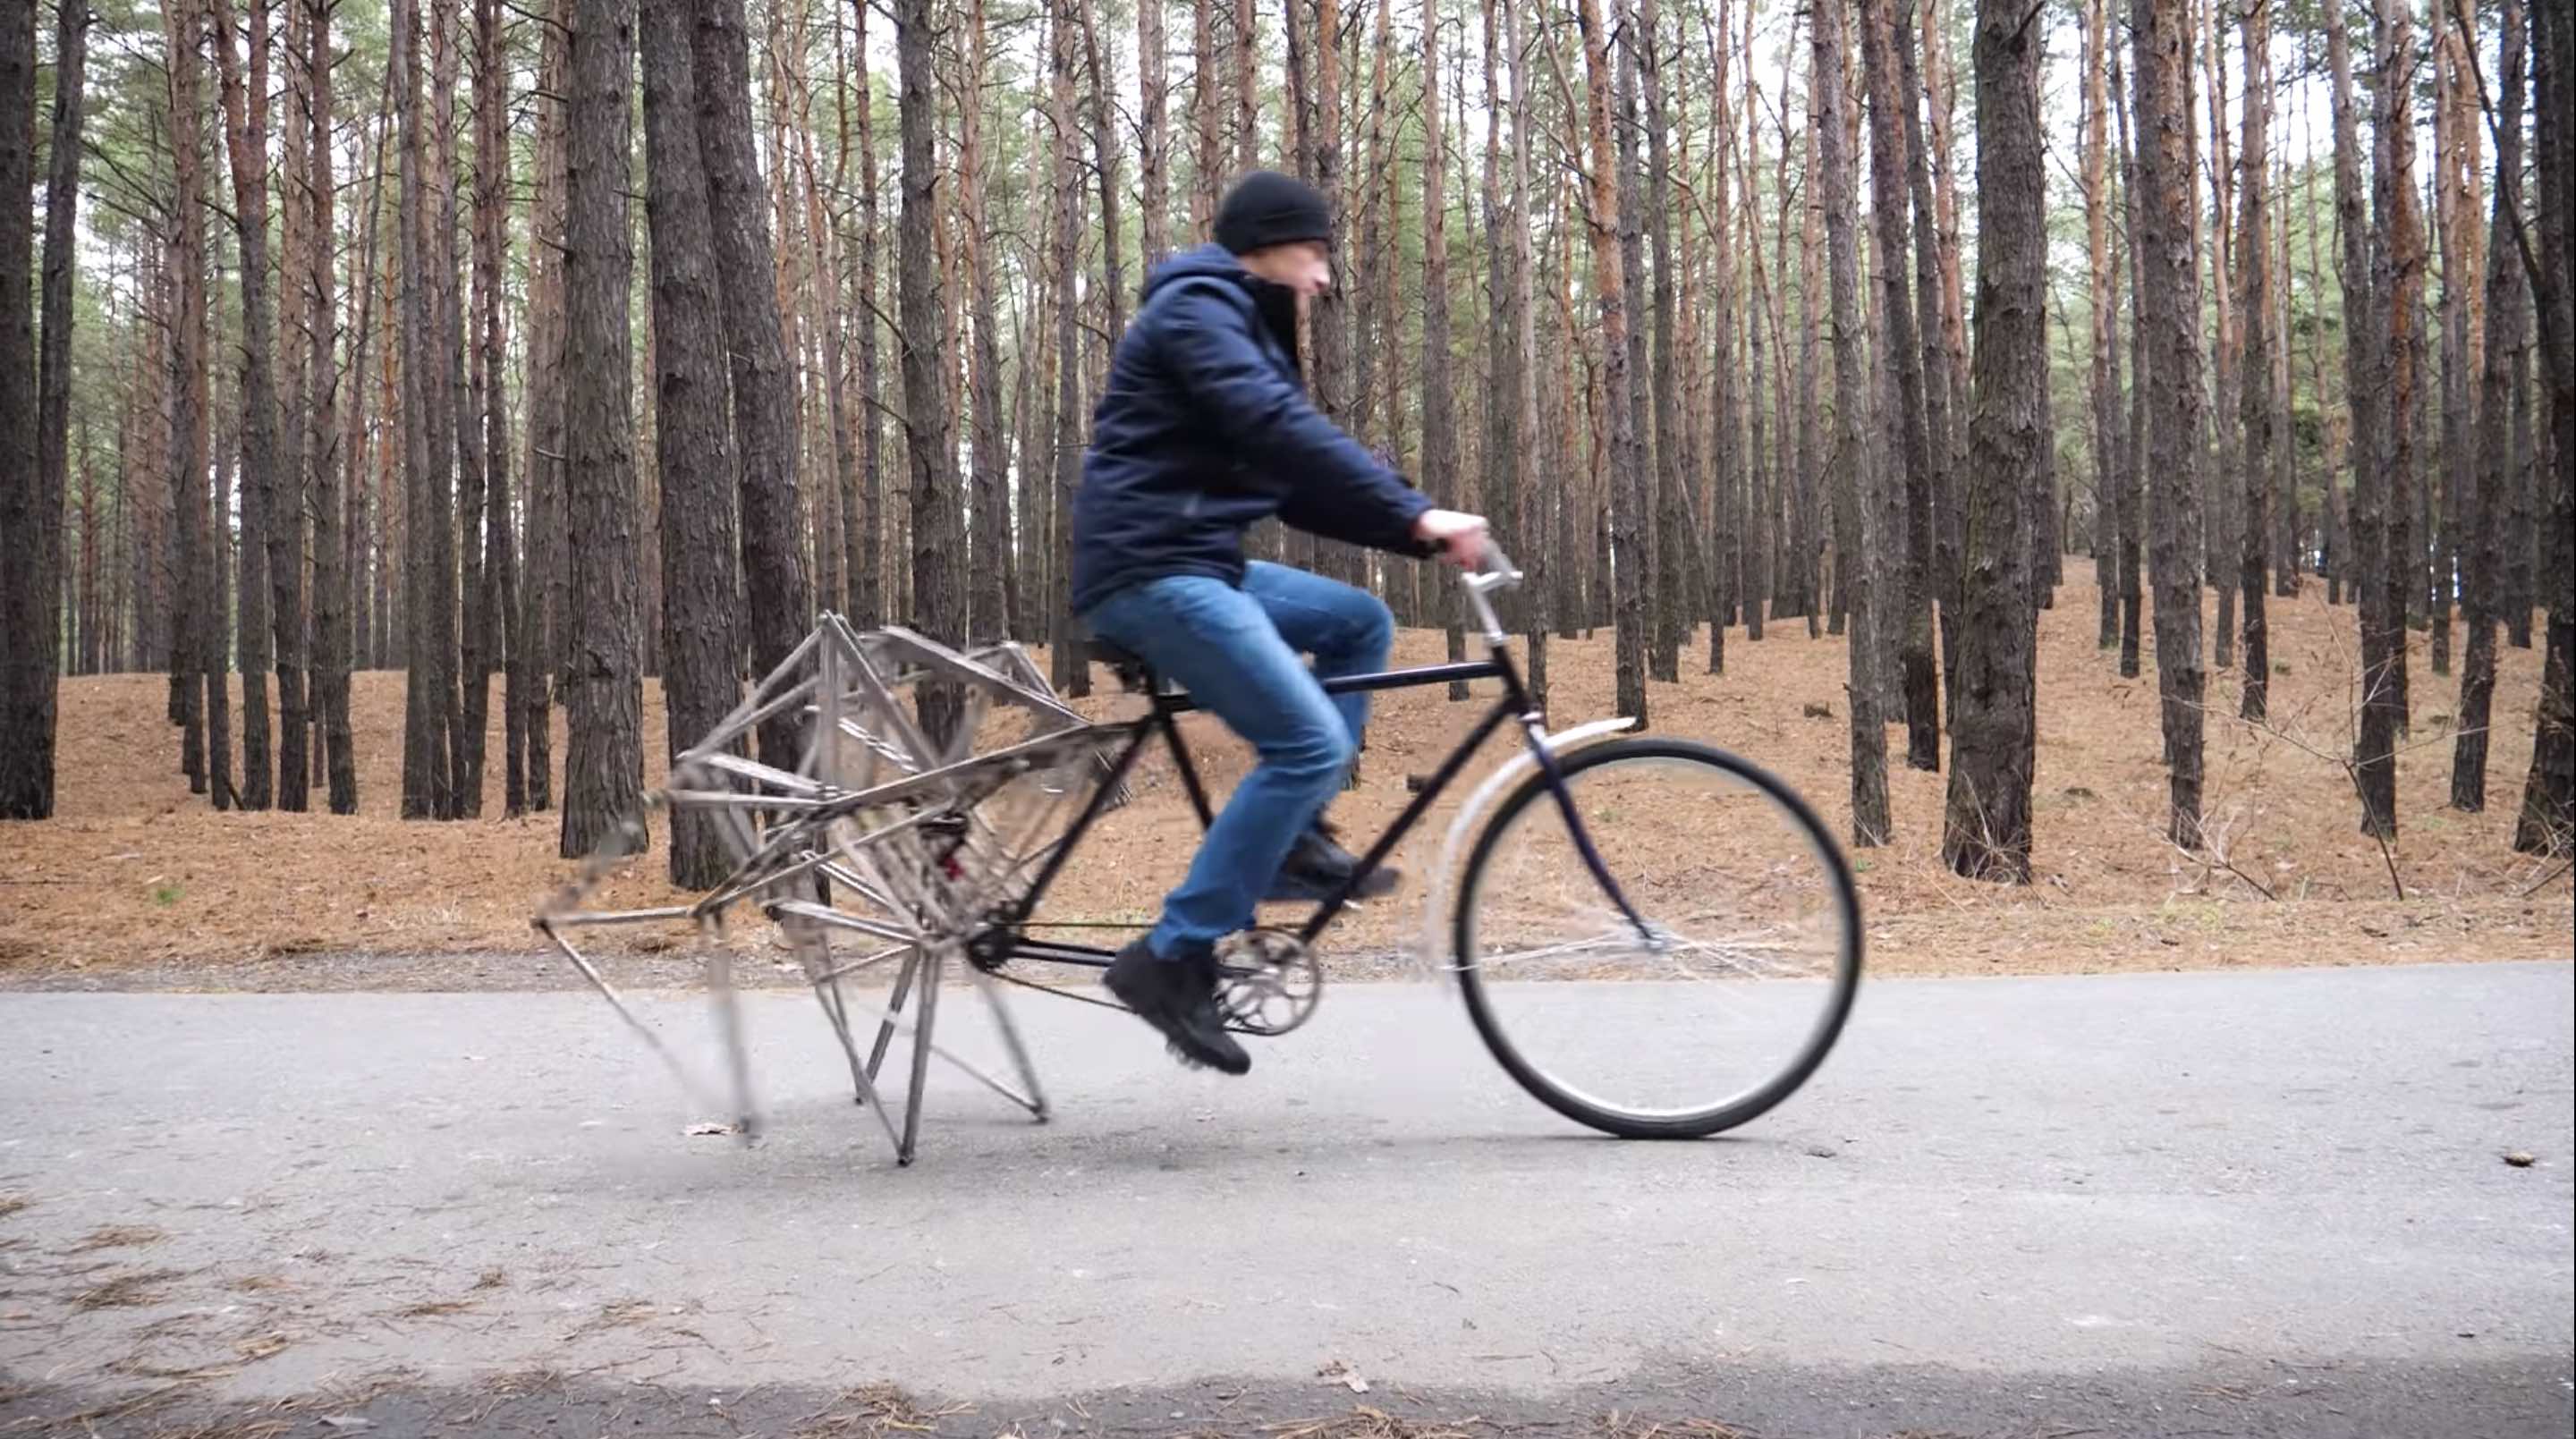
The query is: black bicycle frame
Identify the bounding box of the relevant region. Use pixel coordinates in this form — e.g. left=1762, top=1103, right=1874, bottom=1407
left=973, top=637, right=1648, bottom=974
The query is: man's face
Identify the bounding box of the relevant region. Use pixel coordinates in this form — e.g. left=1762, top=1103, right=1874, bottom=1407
left=1241, top=241, right=1333, bottom=299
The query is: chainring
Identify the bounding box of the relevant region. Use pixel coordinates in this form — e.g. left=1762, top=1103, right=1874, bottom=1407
left=1213, top=928, right=1324, bottom=1037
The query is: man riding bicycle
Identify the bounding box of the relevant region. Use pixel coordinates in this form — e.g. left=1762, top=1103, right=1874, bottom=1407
left=1072, top=170, right=1489, bottom=1076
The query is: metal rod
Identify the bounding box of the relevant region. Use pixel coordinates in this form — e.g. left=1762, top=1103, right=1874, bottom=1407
left=767, top=900, right=919, bottom=945
left=868, top=951, right=922, bottom=1082
left=1148, top=660, right=1509, bottom=716
left=706, top=949, right=758, bottom=1139
left=899, top=948, right=945, bottom=1164
left=537, top=921, right=721, bottom=1113
left=692, top=749, right=828, bottom=797
left=970, top=968, right=1049, bottom=1122
left=806, top=939, right=915, bottom=985
left=544, top=905, right=703, bottom=928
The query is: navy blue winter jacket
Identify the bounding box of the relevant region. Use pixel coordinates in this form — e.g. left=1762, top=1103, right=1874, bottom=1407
left=1069, top=243, right=1435, bottom=615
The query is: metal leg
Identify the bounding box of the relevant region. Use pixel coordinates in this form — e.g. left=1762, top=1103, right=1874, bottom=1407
left=898, top=948, right=945, bottom=1165
left=974, top=968, right=1050, bottom=1123
left=707, top=947, right=758, bottom=1141
left=815, top=973, right=871, bottom=1104
left=868, top=950, right=922, bottom=1085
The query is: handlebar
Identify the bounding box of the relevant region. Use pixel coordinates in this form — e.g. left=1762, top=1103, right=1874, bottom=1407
left=1461, top=539, right=1520, bottom=643
left=1467, top=539, right=1521, bottom=592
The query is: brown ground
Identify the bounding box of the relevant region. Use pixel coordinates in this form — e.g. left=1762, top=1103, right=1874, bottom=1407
left=2, top=560, right=2567, bottom=986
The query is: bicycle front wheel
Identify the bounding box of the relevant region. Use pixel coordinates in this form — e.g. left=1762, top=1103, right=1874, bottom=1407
left=1453, top=737, right=1862, bottom=1139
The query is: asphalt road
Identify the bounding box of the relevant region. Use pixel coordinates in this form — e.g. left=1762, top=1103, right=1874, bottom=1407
left=1, top=961, right=2569, bottom=1436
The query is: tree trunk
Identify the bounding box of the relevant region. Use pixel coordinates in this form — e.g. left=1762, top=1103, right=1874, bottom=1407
left=1945, top=0, right=2040, bottom=881
left=0, top=0, right=26, bottom=754
left=1235, top=0, right=1257, bottom=169
left=1193, top=0, right=1218, bottom=238
left=1741, top=21, right=1775, bottom=648
left=1815, top=0, right=1886, bottom=842
left=2133, top=0, right=2206, bottom=848
left=2082, top=0, right=2117, bottom=651
left=1080, top=0, right=1127, bottom=352
left=1796, top=91, right=1826, bottom=639
left=2382, top=0, right=2424, bottom=743
left=279, top=0, right=309, bottom=786
left=853, top=0, right=885, bottom=629
left=1918, top=0, right=1969, bottom=595
left=2511, top=0, right=2571, bottom=855
left=1641, top=0, right=1683, bottom=684
left=470, top=0, right=515, bottom=814
left=165, top=0, right=215, bottom=800
left=893, top=0, right=964, bottom=702
left=0, top=0, right=79, bottom=817
left=1506, top=0, right=1544, bottom=704
left=1478, top=0, right=1508, bottom=622
left=1046, top=0, right=1088, bottom=696
left=1703, top=0, right=1739, bottom=668
left=1140, top=0, right=1169, bottom=264
left=1422, top=0, right=1465, bottom=697
left=1858, top=0, right=1938, bottom=772
left=2349, top=0, right=2419, bottom=838
left=518, top=0, right=570, bottom=811
left=396, top=0, right=451, bottom=817
left=641, top=0, right=741, bottom=886
left=2455, top=0, right=2526, bottom=811
left=696, top=0, right=813, bottom=764
left=2201, top=0, right=2237, bottom=673
left=1355, top=0, right=1393, bottom=554
left=1891, top=9, right=1958, bottom=647
left=1592, top=0, right=1648, bottom=727
left=431, top=0, right=471, bottom=814
left=2112, top=51, right=2144, bottom=678
left=430, top=0, right=487, bottom=817
left=210, top=0, right=281, bottom=810
left=559, top=0, right=646, bottom=859
left=302, top=0, right=354, bottom=813
left=204, top=289, right=233, bottom=812
left=2429, top=5, right=2469, bottom=679
left=961, top=0, right=1009, bottom=641
left=2236, top=0, right=2273, bottom=720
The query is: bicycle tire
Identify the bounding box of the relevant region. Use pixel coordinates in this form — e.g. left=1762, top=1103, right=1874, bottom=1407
left=1452, top=736, right=1864, bottom=1139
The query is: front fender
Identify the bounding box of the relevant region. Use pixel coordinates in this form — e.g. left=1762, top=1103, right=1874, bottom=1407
left=1413, top=717, right=1636, bottom=973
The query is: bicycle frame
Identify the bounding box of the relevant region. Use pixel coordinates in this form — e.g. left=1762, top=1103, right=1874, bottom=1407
left=971, top=552, right=1651, bottom=977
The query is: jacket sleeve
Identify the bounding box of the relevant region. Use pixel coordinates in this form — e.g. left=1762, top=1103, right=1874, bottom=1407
left=1159, top=281, right=1435, bottom=554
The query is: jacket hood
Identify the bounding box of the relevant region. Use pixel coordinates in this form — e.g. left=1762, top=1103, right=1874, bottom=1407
left=1141, top=241, right=1260, bottom=302
left=1143, top=242, right=1301, bottom=376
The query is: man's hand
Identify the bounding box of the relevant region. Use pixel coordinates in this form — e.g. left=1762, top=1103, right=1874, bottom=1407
left=1413, top=509, right=1489, bottom=569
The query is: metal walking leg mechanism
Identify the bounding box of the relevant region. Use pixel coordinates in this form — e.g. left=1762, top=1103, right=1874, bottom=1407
left=536, top=615, right=1124, bottom=1165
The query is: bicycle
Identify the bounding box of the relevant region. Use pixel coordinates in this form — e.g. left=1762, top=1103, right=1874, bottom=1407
left=538, top=547, right=1863, bottom=1164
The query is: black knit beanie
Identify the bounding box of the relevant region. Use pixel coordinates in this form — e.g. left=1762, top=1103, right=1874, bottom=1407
left=1215, top=170, right=1334, bottom=256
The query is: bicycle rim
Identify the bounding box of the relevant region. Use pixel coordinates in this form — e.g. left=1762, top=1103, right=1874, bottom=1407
left=1453, top=738, right=1862, bottom=1138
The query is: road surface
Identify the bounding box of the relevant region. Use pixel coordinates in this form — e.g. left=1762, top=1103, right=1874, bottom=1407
left=1, top=961, right=2569, bottom=1436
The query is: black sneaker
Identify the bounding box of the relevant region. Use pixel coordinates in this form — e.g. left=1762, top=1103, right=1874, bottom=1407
left=1265, top=824, right=1400, bottom=903
left=1104, top=939, right=1252, bottom=1075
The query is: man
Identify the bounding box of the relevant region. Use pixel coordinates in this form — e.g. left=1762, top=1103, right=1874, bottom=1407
left=1072, top=170, right=1488, bottom=1076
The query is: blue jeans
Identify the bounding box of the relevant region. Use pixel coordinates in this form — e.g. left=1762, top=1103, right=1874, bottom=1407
left=1084, top=561, right=1395, bottom=958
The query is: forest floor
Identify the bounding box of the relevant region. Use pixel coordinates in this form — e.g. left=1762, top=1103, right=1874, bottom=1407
left=2, top=561, right=2568, bottom=986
